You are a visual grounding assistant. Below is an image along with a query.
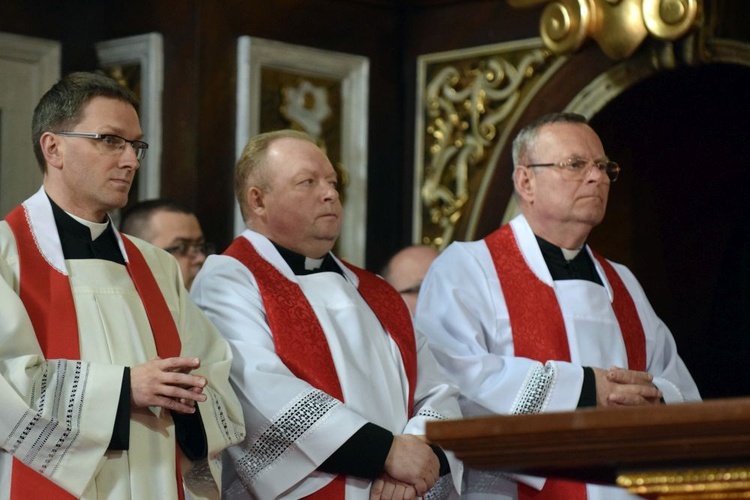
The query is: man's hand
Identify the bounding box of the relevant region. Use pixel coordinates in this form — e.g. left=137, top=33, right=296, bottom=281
left=383, top=434, right=439, bottom=496
left=370, top=473, right=419, bottom=500
left=131, top=357, right=207, bottom=414
left=593, top=366, right=662, bottom=406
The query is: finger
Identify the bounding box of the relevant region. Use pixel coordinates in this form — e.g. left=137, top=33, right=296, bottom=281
left=381, top=478, right=396, bottom=499
left=608, top=392, right=653, bottom=406
left=393, top=483, right=407, bottom=500
left=403, top=485, right=417, bottom=500
left=413, top=478, right=428, bottom=496
left=370, top=478, right=385, bottom=499
left=165, top=385, right=208, bottom=403
left=161, top=371, right=207, bottom=391
left=152, top=395, right=198, bottom=414
left=160, top=356, right=202, bottom=372
left=608, top=368, right=653, bottom=385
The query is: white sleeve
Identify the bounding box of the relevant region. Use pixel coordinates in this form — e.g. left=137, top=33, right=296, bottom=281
left=612, top=263, right=701, bottom=403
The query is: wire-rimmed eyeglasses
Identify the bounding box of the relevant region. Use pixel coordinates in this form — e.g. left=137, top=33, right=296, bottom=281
left=526, top=158, right=621, bottom=182
left=163, top=241, right=215, bottom=258
left=55, top=132, right=149, bottom=161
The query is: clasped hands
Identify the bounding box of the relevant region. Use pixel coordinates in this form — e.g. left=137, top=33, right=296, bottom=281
left=593, top=366, right=662, bottom=407
left=370, top=434, right=439, bottom=500
left=130, top=356, right=207, bottom=414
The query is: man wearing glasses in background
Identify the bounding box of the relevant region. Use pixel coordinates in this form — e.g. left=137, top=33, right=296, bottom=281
left=0, top=71, right=244, bottom=499
left=381, top=244, right=439, bottom=316
left=120, top=199, right=214, bottom=290
left=415, top=112, right=701, bottom=499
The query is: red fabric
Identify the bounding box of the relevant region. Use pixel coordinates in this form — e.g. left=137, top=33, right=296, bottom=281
left=485, top=224, right=649, bottom=500
left=6, top=206, right=79, bottom=360
left=486, top=225, right=571, bottom=363
left=224, top=237, right=418, bottom=499
left=121, top=236, right=184, bottom=500
left=225, top=238, right=344, bottom=401
left=343, top=263, right=417, bottom=417
left=592, top=252, right=647, bottom=371
left=486, top=225, right=585, bottom=500
left=6, top=206, right=184, bottom=500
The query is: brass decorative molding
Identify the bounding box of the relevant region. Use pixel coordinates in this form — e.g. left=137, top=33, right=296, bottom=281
left=618, top=467, right=750, bottom=499
left=507, top=0, right=702, bottom=59
left=415, top=40, right=560, bottom=248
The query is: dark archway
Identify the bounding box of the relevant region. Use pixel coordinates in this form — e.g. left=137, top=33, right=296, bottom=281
left=588, top=63, right=750, bottom=399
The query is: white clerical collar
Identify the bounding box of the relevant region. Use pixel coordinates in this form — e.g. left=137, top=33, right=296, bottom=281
left=561, top=246, right=582, bottom=260
left=66, top=211, right=110, bottom=240
left=304, top=256, right=325, bottom=271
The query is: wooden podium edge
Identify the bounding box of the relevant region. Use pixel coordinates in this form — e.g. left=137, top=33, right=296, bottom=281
left=426, top=397, right=750, bottom=485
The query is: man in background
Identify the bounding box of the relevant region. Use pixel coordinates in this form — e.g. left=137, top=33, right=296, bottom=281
left=381, top=245, right=439, bottom=315
left=415, top=112, right=700, bottom=499
left=120, top=199, right=212, bottom=289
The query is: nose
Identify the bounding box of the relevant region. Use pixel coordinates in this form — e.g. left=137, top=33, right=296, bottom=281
left=120, top=144, right=141, bottom=170
left=193, top=250, right=207, bottom=266
left=322, top=182, right=339, bottom=202
left=584, top=161, right=607, bottom=183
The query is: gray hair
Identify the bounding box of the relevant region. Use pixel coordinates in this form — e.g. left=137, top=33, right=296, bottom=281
left=511, top=112, right=588, bottom=167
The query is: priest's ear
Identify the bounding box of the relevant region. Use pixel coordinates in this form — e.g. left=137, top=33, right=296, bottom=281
left=246, top=185, right=266, bottom=216
left=39, top=132, right=64, bottom=171
left=513, top=165, right=536, bottom=203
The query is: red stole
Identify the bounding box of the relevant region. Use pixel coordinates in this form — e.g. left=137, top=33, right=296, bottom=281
left=5, top=204, right=185, bottom=500
left=485, top=224, right=647, bottom=500
left=223, top=237, right=417, bottom=500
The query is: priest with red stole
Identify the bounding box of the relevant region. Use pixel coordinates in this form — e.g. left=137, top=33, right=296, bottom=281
left=0, top=72, right=245, bottom=499
left=190, top=129, right=463, bottom=499
left=415, top=112, right=701, bottom=500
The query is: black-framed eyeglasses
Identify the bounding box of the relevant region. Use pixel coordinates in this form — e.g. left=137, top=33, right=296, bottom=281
left=55, top=132, right=149, bottom=161
left=163, top=241, right=215, bottom=258
left=526, top=158, right=620, bottom=182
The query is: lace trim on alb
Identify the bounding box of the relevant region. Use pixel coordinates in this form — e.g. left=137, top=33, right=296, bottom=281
left=232, top=389, right=340, bottom=488
left=510, top=361, right=557, bottom=415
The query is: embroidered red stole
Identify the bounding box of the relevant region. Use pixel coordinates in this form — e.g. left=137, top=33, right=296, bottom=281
left=6, top=205, right=184, bottom=500
left=224, top=237, right=417, bottom=500
left=485, top=224, right=647, bottom=500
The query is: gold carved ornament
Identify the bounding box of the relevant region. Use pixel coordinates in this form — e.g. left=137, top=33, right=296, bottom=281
left=422, top=49, right=554, bottom=248
left=507, top=0, right=702, bottom=59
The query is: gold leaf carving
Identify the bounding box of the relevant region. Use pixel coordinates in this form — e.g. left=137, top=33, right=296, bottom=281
left=421, top=48, right=553, bottom=248
left=509, top=0, right=702, bottom=59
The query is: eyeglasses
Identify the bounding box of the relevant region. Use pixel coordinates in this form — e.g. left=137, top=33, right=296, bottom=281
left=163, top=241, right=215, bottom=258
left=56, top=132, right=149, bottom=161
left=526, top=158, right=620, bottom=182
left=397, top=282, right=422, bottom=295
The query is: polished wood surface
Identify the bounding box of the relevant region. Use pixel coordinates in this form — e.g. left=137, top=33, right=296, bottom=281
left=427, top=398, right=750, bottom=485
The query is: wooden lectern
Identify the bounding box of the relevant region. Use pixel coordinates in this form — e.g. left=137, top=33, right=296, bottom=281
left=426, top=397, right=750, bottom=499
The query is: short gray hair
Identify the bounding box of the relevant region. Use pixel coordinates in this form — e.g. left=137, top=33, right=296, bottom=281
left=511, top=112, right=588, bottom=166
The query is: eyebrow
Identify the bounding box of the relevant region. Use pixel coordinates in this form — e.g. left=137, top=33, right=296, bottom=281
left=168, top=237, right=205, bottom=245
